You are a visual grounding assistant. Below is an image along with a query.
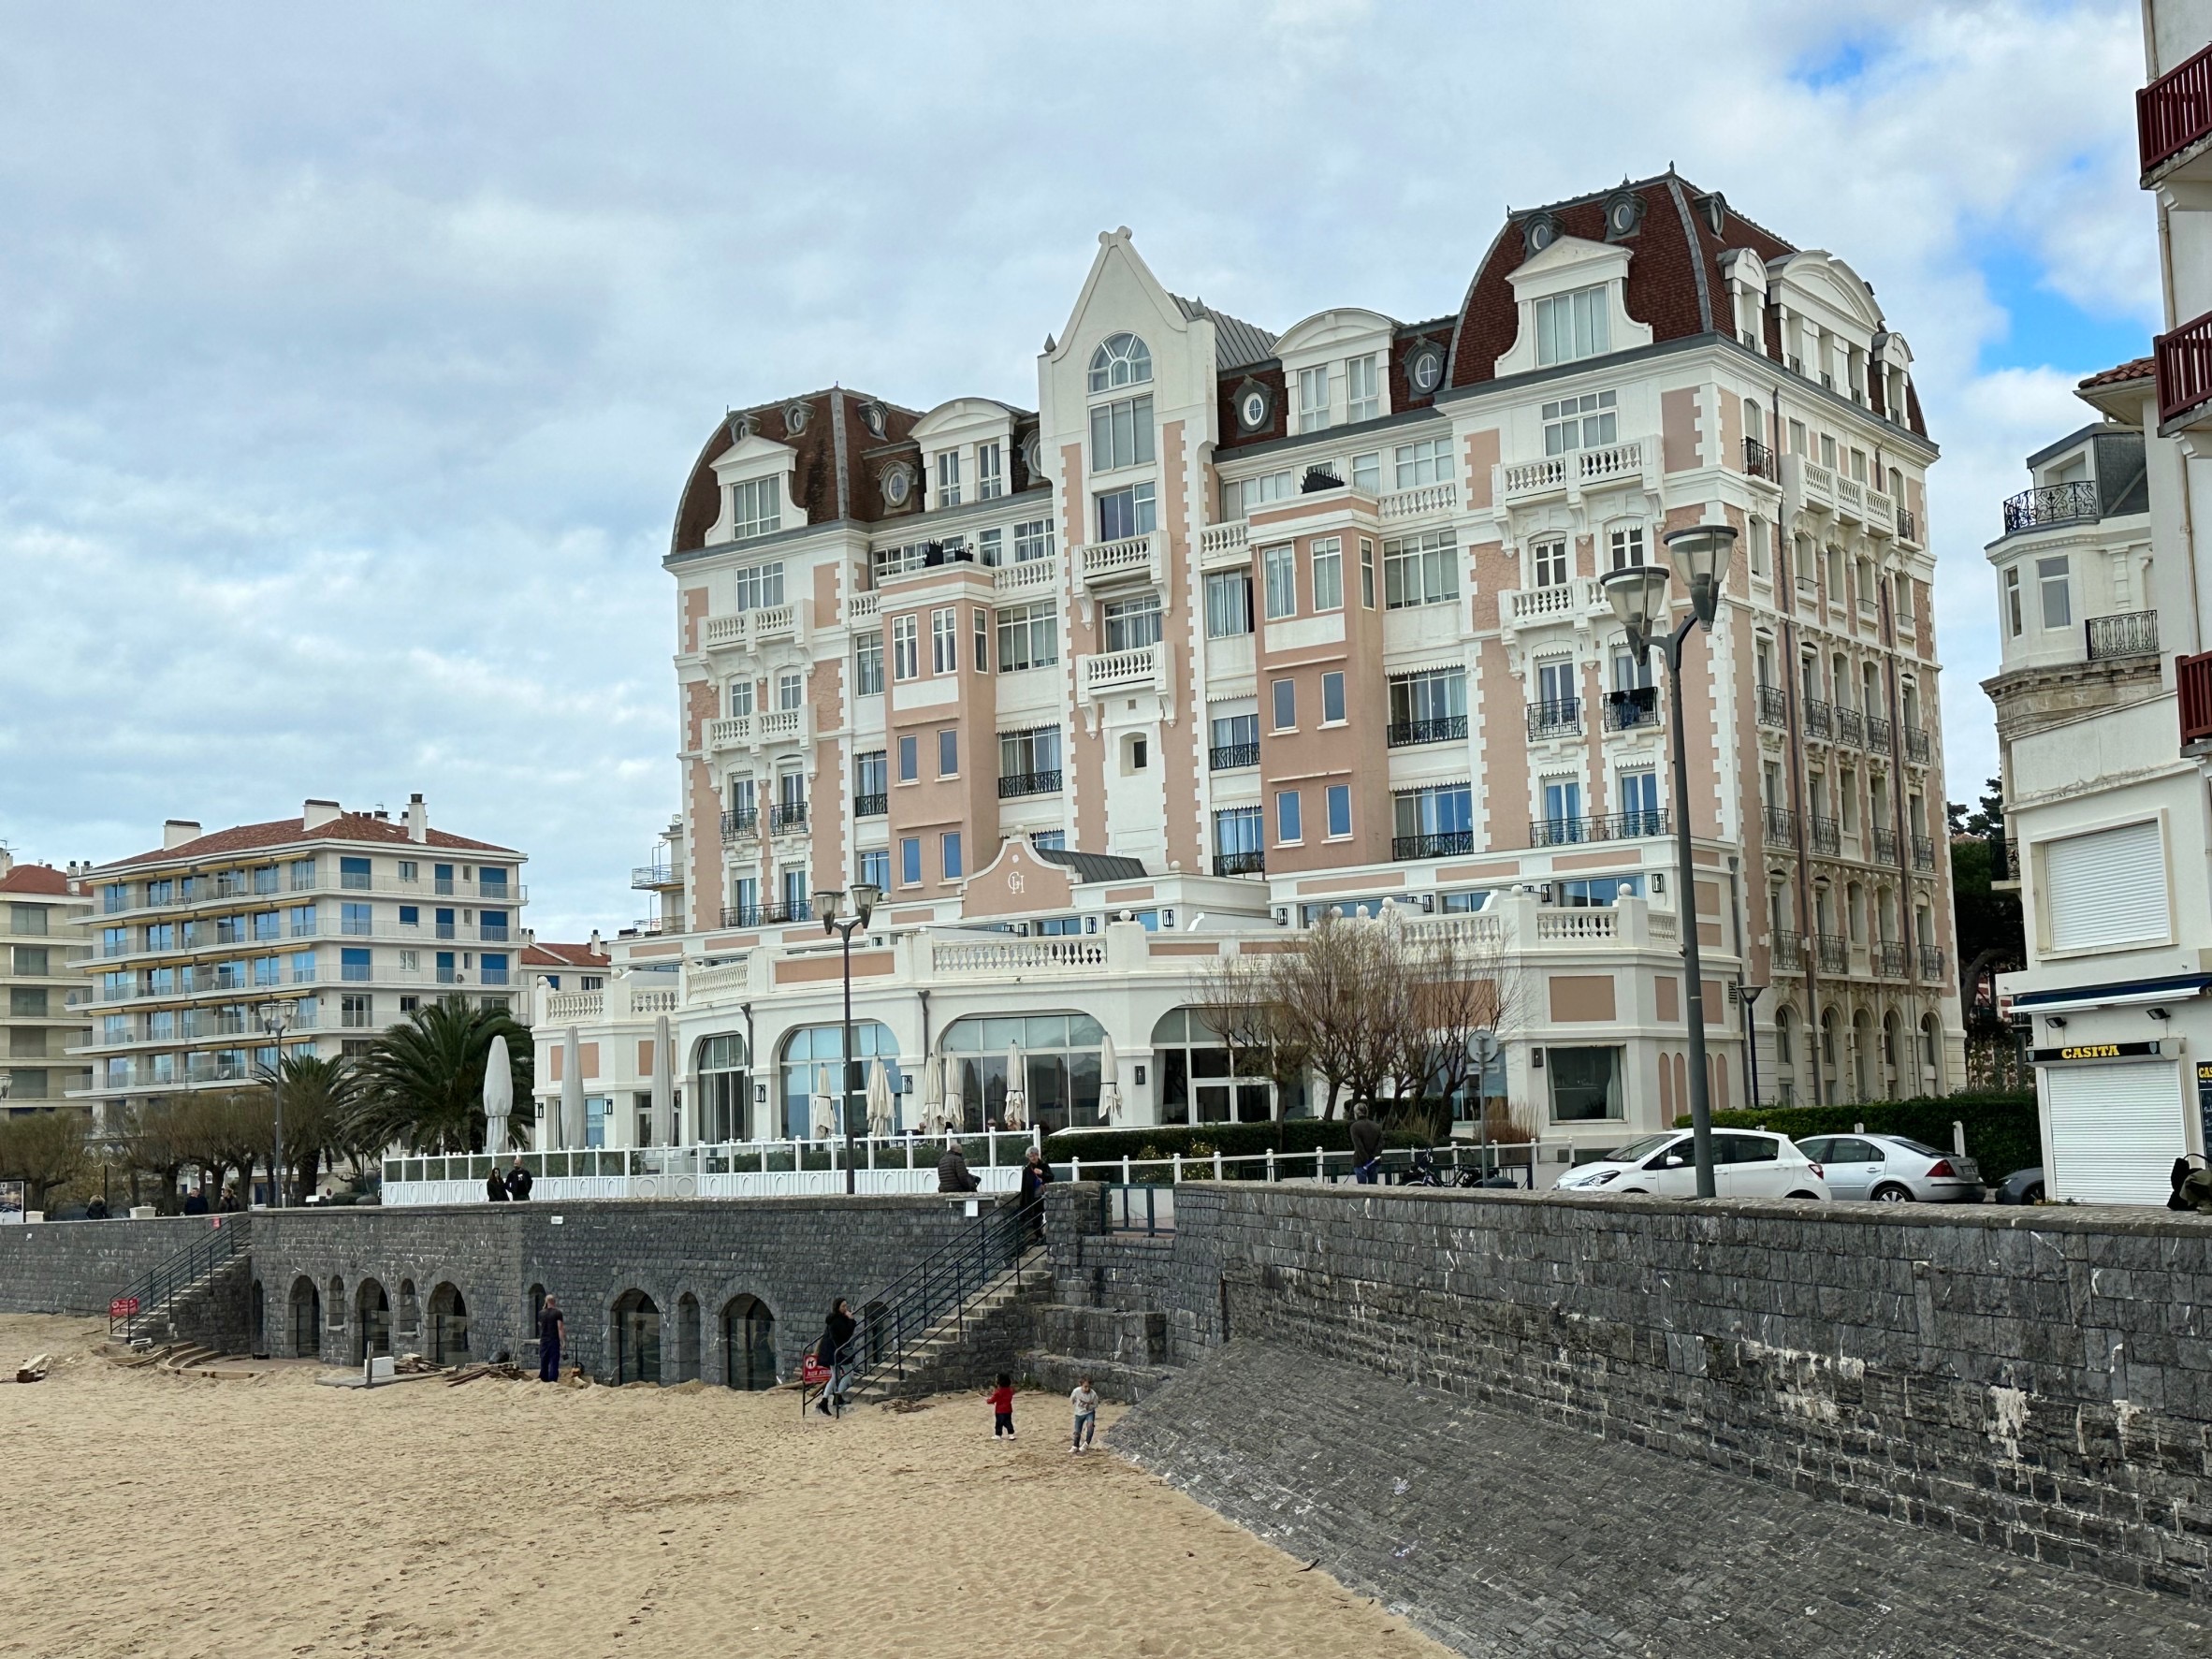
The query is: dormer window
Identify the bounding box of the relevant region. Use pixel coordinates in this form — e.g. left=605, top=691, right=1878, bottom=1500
left=1535, top=285, right=1610, bottom=366
left=1298, top=365, right=1332, bottom=433
left=977, top=443, right=1003, bottom=501
left=1088, top=333, right=1152, bottom=393
left=731, top=477, right=781, bottom=541
left=936, top=451, right=962, bottom=508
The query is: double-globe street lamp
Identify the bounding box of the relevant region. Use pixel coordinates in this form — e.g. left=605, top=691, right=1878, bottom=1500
left=814, top=881, right=883, bottom=1196
left=255, top=998, right=294, bottom=1208
left=1599, top=522, right=1738, bottom=1201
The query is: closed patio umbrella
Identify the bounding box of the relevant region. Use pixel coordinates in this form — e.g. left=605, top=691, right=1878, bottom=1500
left=651, top=1013, right=675, bottom=1146
left=1097, top=1030, right=1121, bottom=1124
left=942, top=1054, right=964, bottom=1138
left=482, top=1032, right=513, bottom=1152
left=866, top=1057, right=895, bottom=1138
left=560, top=1026, right=585, bottom=1150
left=1002, top=1040, right=1026, bottom=1129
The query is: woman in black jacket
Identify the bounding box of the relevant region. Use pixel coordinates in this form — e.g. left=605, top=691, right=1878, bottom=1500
left=815, top=1298, right=857, bottom=1416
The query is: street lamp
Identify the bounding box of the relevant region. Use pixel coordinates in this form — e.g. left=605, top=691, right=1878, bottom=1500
left=815, top=881, right=882, bottom=1196
left=1739, top=983, right=1767, bottom=1111
left=1600, top=522, right=1738, bottom=1201
left=255, top=999, right=296, bottom=1208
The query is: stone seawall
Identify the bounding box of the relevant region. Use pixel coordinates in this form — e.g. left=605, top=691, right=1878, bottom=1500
left=0, top=1215, right=234, bottom=1317
left=1044, top=1181, right=2212, bottom=1605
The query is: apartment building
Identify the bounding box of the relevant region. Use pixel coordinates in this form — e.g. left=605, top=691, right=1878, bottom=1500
left=2, top=854, right=95, bottom=1115
left=538, top=171, right=1960, bottom=1158
left=1990, top=2, right=2212, bottom=1202
left=73, top=795, right=527, bottom=1129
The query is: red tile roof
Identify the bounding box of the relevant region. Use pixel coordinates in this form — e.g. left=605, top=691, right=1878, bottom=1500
left=101, top=813, right=518, bottom=870
left=2079, top=355, right=2153, bottom=391
left=0, top=863, right=74, bottom=896
left=521, top=941, right=608, bottom=968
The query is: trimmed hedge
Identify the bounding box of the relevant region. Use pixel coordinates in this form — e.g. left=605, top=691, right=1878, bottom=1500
left=1041, top=1119, right=1425, bottom=1167
left=1673, top=1090, right=2039, bottom=1182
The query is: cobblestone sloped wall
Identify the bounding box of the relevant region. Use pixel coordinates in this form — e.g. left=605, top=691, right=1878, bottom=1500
left=1043, top=1181, right=2212, bottom=1604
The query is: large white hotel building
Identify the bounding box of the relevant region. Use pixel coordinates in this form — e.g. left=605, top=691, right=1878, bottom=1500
left=541, top=172, right=1962, bottom=1160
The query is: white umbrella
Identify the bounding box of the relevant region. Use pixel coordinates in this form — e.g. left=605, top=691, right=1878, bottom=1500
left=1002, top=1041, right=1026, bottom=1129
left=866, top=1057, right=895, bottom=1138
left=482, top=1032, right=513, bottom=1153
left=809, top=1089, right=837, bottom=1140
left=560, top=1026, right=585, bottom=1150
left=1097, top=1030, right=1121, bottom=1124
left=918, top=1049, right=942, bottom=1132
left=942, top=1054, right=964, bottom=1137
left=651, top=1014, right=674, bottom=1147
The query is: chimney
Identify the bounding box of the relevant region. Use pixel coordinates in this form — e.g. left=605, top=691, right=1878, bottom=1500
left=303, top=798, right=342, bottom=831
left=0, top=849, right=12, bottom=878
left=405, top=793, right=428, bottom=844
left=163, top=819, right=201, bottom=850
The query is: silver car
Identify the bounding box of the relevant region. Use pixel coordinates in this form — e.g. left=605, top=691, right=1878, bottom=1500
left=1794, top=1134, right=1983, bottom=1203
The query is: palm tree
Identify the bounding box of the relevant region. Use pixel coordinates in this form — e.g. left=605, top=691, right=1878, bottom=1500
left=352, top=999, right=535, bottom=1155
left=258, top=1051, right=361, bottom=1201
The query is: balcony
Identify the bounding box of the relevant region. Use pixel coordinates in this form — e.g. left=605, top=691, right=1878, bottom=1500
left=854, top=793, right=887, bottom=819
left=720, top=899, right=809, bottom=929
left=1919, top=945, right=1946, bottom=982
left=1802, top=698, right=1833, bottom=739
left=1600, top=688, right=1659, bottom=733
left=2086, top=609, right=2159, bottom=662
left=1504, top=577, right=1605, bottom=631
left=1387, top=715, right=1469, bottom=747
left=701, top=604, right=801, bottom=653
left=1528, top=808, right=1667, bottom=848
left=2002, top=481, right=2100, bottom=534
left=997, top=770, right=1062, bottom=799
left=1377, top=480, right=1461, bottom=521
left=993, top=557, right=1059, bottom=596
left=845, top=590, right=881, bottom=627
left=1896, top=507, right=1920, bottom=546
left=1078, top=531, right=1160, bottom=589
left=1903, top=726, right=1930, bottom=764
left=1912, top=834, right=1936, bottom=871
left=1866, top=713, right=1893, bottom=751
left=1875, top=941, right=1909, bottom=979
left=1742, top=436, right=1778, bottom=483
left=1498, top=438, right=1651, bottom=503
left=1080, top=643, right=1167, bottom=699
left=1526, top=698, right=1582, bottom=740
left=631, top=862, right=675, bottom=891
left=1213, top=851, right=1266, bottom=878
left=2139, top=40, right=2212, bottom=179
left=2157, top=308, right=2212, bottom=429
left=1755, top=684, right=1787, bottom=729
left=1771, top=931, right=1803, bottom=972
left=1811, top=815, right=1841, bottom=855
left=2181, top=650, right=2212, bottom=746
left=770, top=801, right=809, bottom=835
left=720, top=808, right=758, bottom=842
left=1392, top=831, right=1477, bottom=861
left=1209, top=742, right=1259, bottom=771
left=1199, top=521, right=1250, bottom=567
left=1834, top=707, right=1865, bottom=748
left=706, top=708, right=809, bottom=753
left=1814, top=933, right=1849, bottom=974
left=1763, top=804, right=1797, bottom=842
left=1872, top=826, right=1900, bottom=866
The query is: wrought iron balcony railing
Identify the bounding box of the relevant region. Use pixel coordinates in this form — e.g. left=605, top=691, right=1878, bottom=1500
left=1872, top=826, right=1899, bottom=866
left=1835, top=706, right=1865, bottom=747
left=1763, top=804, right=1797, bottom=842
left=1527, top=808, right=1667, bottom=848
left=854, top=793, right=887, bottom=818
left=1866, top=713, right=1893, bottom=751
left=1903, top=726, right=1931, bottom=764
left=1912, top=834, right=1936, bottom=871
left=1802, top=697, right=1833, bottom=738
left=1526, top=698, right=1581, bottom=739
left=1209, top=742, right=1259, bottom=771
left=2002, top=480, right=2101, bottom=533
left=770, top=801, right=809, bottom=833
left=721, top=899, right=809, bottom=928
left=1874, top=941, right=1909, bottom=978
left=997, top=770, right=1063, bottom=799
left=1755, top=684, right=1788, bottom=728
left=1601, top=688, right=1659, bottom=732
left=1919, top=944, right=1947, bottom=982
left=1771, top=931, right=1803, bottom=972
left=1212, top=851, right=1266, bottom=878
left=2086, top=609, right=2159, bottom=662
left=1814, top=933, right=1850, bottom=974
left=1392, top=831, right=1477, bottom=861
left=1387, top=715, right=1470, bottom=747
left=720, top=807, right=757, bottom=841
left=1742, top=435, right=1779, bottom=483
left=1811, top=815, right=1841, bottom=854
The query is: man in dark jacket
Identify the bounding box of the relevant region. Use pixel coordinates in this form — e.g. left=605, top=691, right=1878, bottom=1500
left=505, top=1158, right=533, bottom=1201
left=938, top=1142, right=979, bottom=1193
left=1016, top=1146, right=1053, bottom=1241
left=536, top=1294, right=565, bottom=1382
left=1349, top=1104, right=1385, bottom=1185
left=815, top=1299, right=857, bottom=1416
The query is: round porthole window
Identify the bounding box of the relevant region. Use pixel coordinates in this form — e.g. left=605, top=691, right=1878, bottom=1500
left=1237, top=386, right=1271, bottom=432
left=881, top=462, right=913, bottom=507
left=784, top=400, right=810, bottom=435
left=1407, top=344, right=1443, bottom=395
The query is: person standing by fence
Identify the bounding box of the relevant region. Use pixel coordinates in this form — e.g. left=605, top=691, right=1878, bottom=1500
left=1350, top=1104, right=1384, bottom=1185
left=1017, top=1145, right=1053, bottom=1242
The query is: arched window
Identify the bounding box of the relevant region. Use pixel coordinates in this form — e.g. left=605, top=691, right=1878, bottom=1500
left=1151, top=1008, right=1299, bottom=1126
left=779, top=1022, right=902, bottom=1140
left=1087, top=333, right=1152, bottom=394
left=939, top=1012, right=1104, bottom=1135
left=614, top=1290, right=662, bottom=1385
left=429, top=1284, right=470, bottom=1366
left=1882, top=1011, right=1900, bottom=1069
left=1851, top=1011, right=1872, bottom=1102
left=723, top=1295, right=777, bottom=1390
left=356, top=1279, right=391, bottom=1364
left=674, top=1294, right=702, bottom=1384
left=396, top=1279, right=419, bottom=1340
left=290, top=1277, right=322, bottom=1358
left=1919, top=1014, right=1943, bottom=1087
left=696, top=1032, right=751, bottom=1142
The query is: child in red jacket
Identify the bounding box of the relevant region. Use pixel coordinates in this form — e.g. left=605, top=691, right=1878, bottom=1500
left=986, top=1373, right=1015, bottom=1438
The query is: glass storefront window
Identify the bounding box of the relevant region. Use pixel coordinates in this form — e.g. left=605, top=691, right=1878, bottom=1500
left=1150, top=1007, right=1296, bottom=1125
left=696, top=1032, right=751, bottom=1142
left=939, top=1012, right=1104, bottom=1135
left=1547, top=1046, right=1623, bottom=1122
left=779, top=1022, right=902, bottom=1139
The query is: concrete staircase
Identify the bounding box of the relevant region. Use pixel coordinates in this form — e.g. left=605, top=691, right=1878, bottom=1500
left=849, top=1247, right=1054, bottom=1404
left=110, top=1221, right=255, bottom=1355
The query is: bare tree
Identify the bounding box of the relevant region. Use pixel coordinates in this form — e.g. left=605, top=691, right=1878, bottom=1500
left=1389, top=913, right=1521, bottom=1142
left=0, top=1111, right=91, bottom=1212
left=1192, top=949, right=1313, bottom=1122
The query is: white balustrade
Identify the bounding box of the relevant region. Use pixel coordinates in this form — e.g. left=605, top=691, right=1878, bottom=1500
left=629, top=988, right=679, bottom=1015
left=1501, top=457, right=1565, bottom=498
left=703, top=615, right=747, bottom=649
left=706, top=715, right=752, bottom=748
left=685, top=959, right=750, bottom=999
left=760, top=707, right=806, bottom=741
left=993, top=558, right=1058, bottom=594
left=1863, top=488, right=1896, bottom=532
left=1376, top=481, right=1459, bottom=520
left=1534, top=910, right=1620, bottom=943
left=1506, top=578, right=1602, bottom=626
left=545, top=990, right=604, bottom=1022
left=1199, top=520, right=1250, bottom=560
left=1800, top=459, right=1837, bottom=503
left=929, top=938, right=1109, bottom=975
left=749, top=603, right=796, bottom=640
left=1576, top=439, right=1644, bottom=484
left=1078, top=531, right=1157, bottom=584
left=1080, top=643, right=1162, bottom=696
left=845, top=590, right=880, bottom=625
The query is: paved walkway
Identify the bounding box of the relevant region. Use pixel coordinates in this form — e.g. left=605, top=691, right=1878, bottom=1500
left=1111, top=1341, right=2210, bottom=1658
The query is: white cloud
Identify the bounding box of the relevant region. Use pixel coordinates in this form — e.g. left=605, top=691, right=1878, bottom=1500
left=0, top=0, right=2161, bottom=928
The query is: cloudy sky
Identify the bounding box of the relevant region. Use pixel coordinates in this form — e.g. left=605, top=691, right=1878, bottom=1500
left=0, top=1, right=2159, bottom=936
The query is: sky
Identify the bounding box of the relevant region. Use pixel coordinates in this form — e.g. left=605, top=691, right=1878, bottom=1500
left=0, top=1, right=2161, bottom=937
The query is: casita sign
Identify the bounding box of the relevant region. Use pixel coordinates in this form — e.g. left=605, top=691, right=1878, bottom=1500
left=2030, top=1041, right=2165, bottom=1064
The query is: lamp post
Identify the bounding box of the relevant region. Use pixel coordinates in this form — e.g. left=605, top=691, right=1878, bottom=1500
left=1600, top=523, right=1737, bottom=1201
left=815, top=881, right=882, bottom=1196
left=255, top=999, right=295, bottom=1208
left=1739, top=983, right=1767, bottom=1110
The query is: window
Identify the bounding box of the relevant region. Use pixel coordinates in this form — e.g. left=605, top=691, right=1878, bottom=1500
left=777, top=670, right=803, bottom=711
left=1393, top=437, right=1450, bottom=488
left=1272, top=677, right=1297, bottom=731
left=1222, top=470, right=1293, bottom=519
left=726, top=677, right=755, bottom=718
left=1103, top=593, right=1161, bottom=652
left=1014, top=519, right=1054, bottom=563
left=855, top=748, right=887, bottom=801
left=342, top=902, right=371, bottom=938
left=1747, top=517, right=1768, bottom=577
left=1276, top=791, right=1303, bottom=844
left=1297, top=364, right=1331, bottom=432
left=1534, top=285, right=1609, bottom=365
left=897, top=735, right=918, bottom=782
left=1000, top=724, right=1061, bottom=782
left=1788, top=417, right=1807, bottom=455
left=1215, top=806, right=1263, bottom=857
left=2002, top=567, right=2022, bottom=637
left=1821, top=432, right=1837, bottom=469
left=1395, top=783, right=1475, bottom=842
left=1608, top=525, right=1646, bottom=570
left=2037, top=556, right=2072, bottom=629
left=997, top=601, right=1058, bottom=670
left=899, top=837, right=922, bottom=886
left=1097, top=481, right=1156, bottom=541
left=1532, top=538, right=1568, bottom=588
left=1262, top=545, right=1296, bottom=619
left=1346, top=356, right=1379, bottom=423
left=731, top=477, right=782, bottom=541
left=1390, top=668, right=1467, bottom=737
left=973, top=608, right=990, bottom=672
left=1548, top=1046, right=1623, bottom=1121
left=1088, top=332, right=1152, bottom=392
left=930, top=607, right=957, bottom=674
left=1541, top=390, right=1617, bottom=455
left=977, top=527, right=1002, bottom=567
left=1384, top=530, right=1458, bottom=607
left=342, top=994, right=373, bottom=1030
left=1326, top=784, right=1352, bottom=837
left=1212, top=710, right=1259, bottom=755
left=7, top=904, right=48, bottom=938
left=977, top=442, right=1003, bottom=501
left=732, top=560, right=785, bottom=612
left=1322, top=672, right=1346, bottom=724
left=1360, top=539, right=1375, bottom=608
left=855, top=632, right=883, bottom=695
left=1205, top=570, right=1254, bottom=637
left=858, top=849, right=890, bottom=892
left=938, top=729, right=958, bottom=778
left=892, top=614, right=919, bottom=680
left=934, top=449, right=962, bottom=508
left=941, top=833, right=964, bottom=880
left=1311, top=537, right=1343, bottom=611
left=1089, top=395, right=1156, bottom=471
left=1540, top=778, right=1583, bottom=837
left=2044, top=820, right=2168, bottom=952
left=1351, top=451, right=1381, bottom=492
left=341, top=947, right=371, bottom=983
left=1618, top=771, right=1661, bottom=835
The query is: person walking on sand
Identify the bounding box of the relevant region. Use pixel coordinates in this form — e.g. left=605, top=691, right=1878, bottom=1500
left=536, top=1295, right=565, bottom=1382
left=1349, top=1102, right=1385, bottom=1185
left=1070, top=1375, right=1099, bottom=1453
left=987, top=1372, right=1016, bottom=1439
left=815, top=1298, right=857, bottom=1417
left=506, top=1157, right=532, bottom=1201
left=485, top=1166, right=509, bottom=1202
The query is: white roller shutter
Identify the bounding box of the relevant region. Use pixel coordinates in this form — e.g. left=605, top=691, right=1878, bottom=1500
left=2044, top=821, right=2168, bottom=951
left=2045, top=1061, right=2184, bottom=1204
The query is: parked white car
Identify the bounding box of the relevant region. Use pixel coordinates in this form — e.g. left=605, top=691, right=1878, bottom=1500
left=1555, top=1129, right=1831, bottom=1200
left=1792, top=1134, right=1983, bottom=1203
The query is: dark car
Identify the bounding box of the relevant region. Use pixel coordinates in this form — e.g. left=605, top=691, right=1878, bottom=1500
left=1994, top=1166, right=2045, bottom=1204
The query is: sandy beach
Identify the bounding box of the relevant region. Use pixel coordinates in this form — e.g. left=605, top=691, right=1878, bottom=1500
left=0, top=1315, right=1447, bottom=1659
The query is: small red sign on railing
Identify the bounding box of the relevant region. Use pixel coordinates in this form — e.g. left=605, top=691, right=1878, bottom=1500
left=109, top=1296, right=139, bottom=1320
left=800, top=1355, right=830, bottom=1386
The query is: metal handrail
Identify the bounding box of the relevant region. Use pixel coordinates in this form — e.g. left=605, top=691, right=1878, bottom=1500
left=107, top=1216, right=249, bottom=1339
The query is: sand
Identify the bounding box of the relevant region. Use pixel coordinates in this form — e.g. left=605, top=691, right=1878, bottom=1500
left=0, top=1316, right=1448, bottom=1659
